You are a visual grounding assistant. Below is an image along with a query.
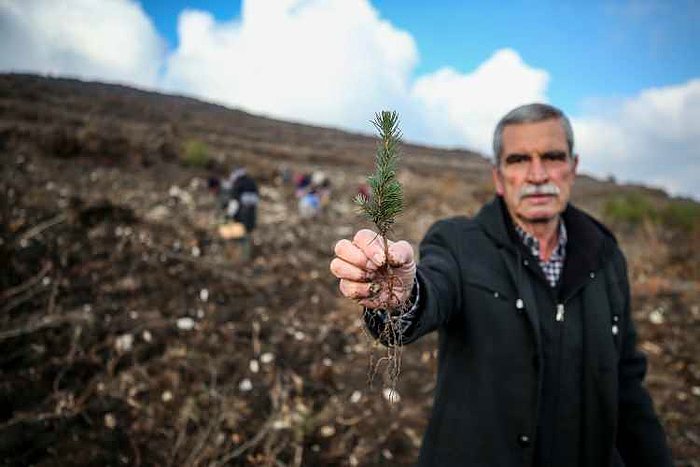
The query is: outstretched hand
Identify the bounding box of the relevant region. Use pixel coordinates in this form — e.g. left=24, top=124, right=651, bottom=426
left=330, top=229, right=416, bottom=309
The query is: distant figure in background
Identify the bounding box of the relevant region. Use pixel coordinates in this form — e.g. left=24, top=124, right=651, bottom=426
left=294, top=172, right=312, bottom=198
left=222, top=168, right=259, bottom=260
left=356, top=183, right=370, bottom=202
left=278, top=164, right=293, bottom=185
left=311, top=170, right=326, bottom=189
left=312, top=171, right=332, bottom=209
left=207, top=175, right=220, bottom=193
left=299, top=189, right=321, bottom=218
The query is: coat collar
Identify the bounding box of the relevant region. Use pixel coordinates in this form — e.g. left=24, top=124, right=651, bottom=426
left=474, top=196, right=617, bottom=297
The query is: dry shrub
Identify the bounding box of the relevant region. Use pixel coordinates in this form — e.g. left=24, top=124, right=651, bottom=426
left=181, top=139, right=210, bottom=168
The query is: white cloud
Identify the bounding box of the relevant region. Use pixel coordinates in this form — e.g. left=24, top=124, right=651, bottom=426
left=162, top=0, right=417, bottom=131
left=409, top=49, right=550, bottom=153
left=161, top=2, right=550, bottom=153
left=0, top=0, right=164, bottom=88
left=574, top=79, right=700, bottom=198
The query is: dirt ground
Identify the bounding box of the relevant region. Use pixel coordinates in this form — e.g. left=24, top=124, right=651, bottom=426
left=1, top=75, right=698, bottom=466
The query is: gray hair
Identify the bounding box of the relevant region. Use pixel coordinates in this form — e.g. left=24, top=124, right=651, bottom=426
left=492, top=103, right=574, bottom=165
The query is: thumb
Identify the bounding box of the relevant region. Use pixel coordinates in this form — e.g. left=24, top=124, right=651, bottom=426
left=388, top=240, right=414, bottom=268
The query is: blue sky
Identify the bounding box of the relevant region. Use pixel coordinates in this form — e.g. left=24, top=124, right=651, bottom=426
left=142, top=0, right=700, bottom=115
left=1, top=0, right=698, bottom=198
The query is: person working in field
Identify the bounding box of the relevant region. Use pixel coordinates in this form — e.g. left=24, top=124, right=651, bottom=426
left=221, top=167, right=258, bottom=260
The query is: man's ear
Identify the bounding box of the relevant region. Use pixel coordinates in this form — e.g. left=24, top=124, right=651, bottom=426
left=571, top=154, right=579, bottom=175
left=491, top=166, right=504, bottom=195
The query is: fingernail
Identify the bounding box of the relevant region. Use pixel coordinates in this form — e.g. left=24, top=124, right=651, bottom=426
left=372, top=252, right=385, bottom=266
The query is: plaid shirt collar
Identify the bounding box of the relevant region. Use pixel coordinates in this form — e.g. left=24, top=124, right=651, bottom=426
left=515, top=220, right=568, bottom=288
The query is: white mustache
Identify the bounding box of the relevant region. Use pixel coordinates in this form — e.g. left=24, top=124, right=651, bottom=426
left=519, top=184, right=560, bottom=199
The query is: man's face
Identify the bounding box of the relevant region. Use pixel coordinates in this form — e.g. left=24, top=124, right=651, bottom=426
left=492, top=118, right=578, bottom=226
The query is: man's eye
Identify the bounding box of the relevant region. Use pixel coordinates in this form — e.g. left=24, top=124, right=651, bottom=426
left=542, top=151, right=567, bottom=162
left=505, top=154, right=529, bottom=164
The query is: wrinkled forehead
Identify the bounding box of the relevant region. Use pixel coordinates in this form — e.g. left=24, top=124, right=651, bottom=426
left=501, top=119, right=569, bottom=155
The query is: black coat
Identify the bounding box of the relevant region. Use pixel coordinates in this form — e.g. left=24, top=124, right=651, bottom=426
left=392, top=197, right=672, bottom=467
left=230, top=174, right=258, bottom=232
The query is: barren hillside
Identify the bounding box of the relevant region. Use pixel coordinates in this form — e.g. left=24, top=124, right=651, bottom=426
left=1, top=74, right=697, bottom=466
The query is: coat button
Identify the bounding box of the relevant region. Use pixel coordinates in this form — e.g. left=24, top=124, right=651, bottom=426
left=517, top=434, right=532, bottom=447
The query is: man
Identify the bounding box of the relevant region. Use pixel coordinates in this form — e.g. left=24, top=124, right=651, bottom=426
left=330, top=104, right=673, bottom=466
left=222, top=167, right=259, bottom=260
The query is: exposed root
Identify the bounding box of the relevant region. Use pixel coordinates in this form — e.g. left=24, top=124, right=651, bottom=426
left=364, top=238, right=412, bottom=400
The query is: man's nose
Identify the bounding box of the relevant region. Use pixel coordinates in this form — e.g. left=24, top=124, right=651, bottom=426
left=527, top=154, right=548, bottom=183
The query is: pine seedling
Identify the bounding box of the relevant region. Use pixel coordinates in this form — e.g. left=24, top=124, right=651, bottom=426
left=355, top=110, right=408, bottom=395
left=355, top=110, right=404, bottom=257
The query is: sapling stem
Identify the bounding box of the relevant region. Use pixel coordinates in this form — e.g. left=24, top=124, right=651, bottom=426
left=355, top=110, right=407, bottom=395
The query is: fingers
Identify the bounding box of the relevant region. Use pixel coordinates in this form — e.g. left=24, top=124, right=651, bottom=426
left=337, top=276, right=414, bottom=309
left=352, top=229, right=387, bottom=267
left=388, top=240, right=414, bottom=267
left=356, top=281, right=412, bottom=309
left=356, top=288, right=397, bottom=309
left=329, top=257, right=373, bottom=282
left=332, top=230, right=415, bottom=308
left=339, top=279, right=372, bottom=300
left=334, top=238, right=378, bottom=271
left=338, top=279, right=401, bottom=307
